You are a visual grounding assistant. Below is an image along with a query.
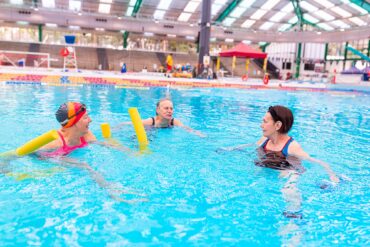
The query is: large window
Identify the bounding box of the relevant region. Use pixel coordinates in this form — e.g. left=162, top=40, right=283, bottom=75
left=347, top=39, right=368, bottom=60
left=326, top=42, right=346, bottom=60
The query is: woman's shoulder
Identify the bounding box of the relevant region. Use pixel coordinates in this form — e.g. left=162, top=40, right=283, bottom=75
left=41, top=138, right=63, bottom=150
left=142, top=117, right=155, bottom=126
left=287, top=139, right=309, bottom=158
left=172, top=118, right=183, bottom=126
left=257, top=136, right=268, bottom=146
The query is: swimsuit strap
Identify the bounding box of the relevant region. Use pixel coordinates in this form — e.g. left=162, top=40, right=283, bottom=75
left=261, top=138, right=269, bottom=150
left=170, top=118, right=174, bottom=126
left=79, top=136, right=87, bottom=146
left=281, top=137, right=294, bottom=157
left=57, top=131, right=67, bottom=148
left=151, top=117, right=155, bottom=126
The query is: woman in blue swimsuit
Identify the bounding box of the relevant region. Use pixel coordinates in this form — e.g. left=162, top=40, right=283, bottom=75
left=256, top=105, right=338, bottom=182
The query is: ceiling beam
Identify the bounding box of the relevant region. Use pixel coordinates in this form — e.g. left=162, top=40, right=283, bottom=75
left=132, top=0, right=143, bottom=17
left=290, top=0, right=304, bottom=28
left=350, top=0, right=370, bottom=13
left=0, top=6, right=369, bottom=43
left=215, top=0, right=243, bottom=23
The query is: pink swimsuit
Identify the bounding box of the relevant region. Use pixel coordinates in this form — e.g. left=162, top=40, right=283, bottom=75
left=40, top=131, right=88, bottom=157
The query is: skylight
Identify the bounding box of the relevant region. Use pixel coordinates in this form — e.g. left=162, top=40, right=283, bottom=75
left=69, top=0, right=81, bottom=11
left=304, top=14, right=319, bottom=24
left=250, top=9, right=268, bottom=20
left=126, top=6, right=134, bottom=16
left=311, top=0, right=334, bottom=8
left=230, top=6, right=246, bottom=18
left=269, top=11, right=287, bottom=22
left=154, top=10, right=166, bottom=20
left=314, top=10, right=334, bottom=21
left=42, top=0, right=55, bottom=8
left=223, top=17, right=236, bottom=26
left=317, top=23, right=334, bottom=31
left=348, top=3, right=368, bottom=15
left=281, top=2, right=294, bottom=13
left=348, top=17, right=367, bottom=26
left=239, top=0, right=257, bottom=9
left=214, top=0, right=228, bottom=4
left=100, top=0, right=112, bottom=3
left=211, top=4, right=223, bottom=16
left=331, top=20, right=351, bottom=29
left=10, top=0, right=23, bottom=4
left=157, top=0, right=172, bottom=10
left=178, top=12, right=192, bottom=22
left=278, top=23, right=292, bottom=32
left=331, top=6, right=352, bottom=18
left=288, top=16, right=298, bottom=24
left=241, top=19, right=256, bottom=28
left=184, top=1, right=200, bottom=13
left=260, top=0, right=280, bottom=10
left=259, top=21, right=275, bottom=30
left=300, top=1, right=318, bottom=12
left=98, top=3, right=111, bottom=14
left=212, top=0, right=227, bottom=15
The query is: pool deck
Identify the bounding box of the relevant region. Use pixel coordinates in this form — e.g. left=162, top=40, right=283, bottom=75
left=1, top=67, right=369, bottom=94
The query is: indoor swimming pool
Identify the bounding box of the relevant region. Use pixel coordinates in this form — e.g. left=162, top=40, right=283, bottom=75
left=0, top=83, right=369, bottom=246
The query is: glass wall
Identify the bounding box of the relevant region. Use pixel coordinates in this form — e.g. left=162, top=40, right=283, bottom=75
left=0, top=24, right=197, bottom=53
left=347, top=39, right=368, bottom=60
left=326, top=42, right=346, bottom=60
left=0, top=26, right=38, bottom=43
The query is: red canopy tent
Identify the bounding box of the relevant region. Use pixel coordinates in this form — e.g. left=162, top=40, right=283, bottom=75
left=217, top=43, right=268, bottom=79
left=219, top=42, right=267, bottom=59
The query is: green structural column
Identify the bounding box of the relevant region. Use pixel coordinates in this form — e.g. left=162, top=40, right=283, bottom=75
left=344, top=42, right=348, bottom=70
left=123, top=31, right=129, bottom=49
left=295, top=43, right=302, bottom=79
left=367, top=40, right=370, bottom=58
left=38, top=24, right=42, bottom=42
left=324, top=43, right=328, bottom=72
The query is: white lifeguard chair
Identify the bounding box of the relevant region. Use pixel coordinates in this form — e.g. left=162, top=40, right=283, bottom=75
left=62, top=35, right=78, bottom=72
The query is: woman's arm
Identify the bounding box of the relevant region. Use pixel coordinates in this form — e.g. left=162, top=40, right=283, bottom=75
left=216, top=143, right=256, bottom=153
left=288, top=142, right=340, bottom=183
left=112, top=121, right=132, bottom=130
left=92, top=139, right=131, bottom=153
left=142, top=118, right=154, bottom=126
left=174, top=119, right=207, bottom=138
left=51, top=157, right=146, bottom=203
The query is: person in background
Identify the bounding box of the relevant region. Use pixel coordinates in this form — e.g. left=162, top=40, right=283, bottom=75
left=166, top=53, right=173, bottom=73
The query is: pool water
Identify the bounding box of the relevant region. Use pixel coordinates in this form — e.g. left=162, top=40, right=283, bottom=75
left=0, top=84, right=369, bottom=246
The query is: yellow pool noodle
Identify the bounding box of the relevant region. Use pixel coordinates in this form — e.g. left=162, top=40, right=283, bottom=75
left=128, top=107, right=148, bottom=149
left=101, top=123, right=111, bottom=138
left=15, top=130, right=59, bottom=156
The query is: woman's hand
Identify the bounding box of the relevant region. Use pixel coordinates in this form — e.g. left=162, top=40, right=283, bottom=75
left=329, top=174, right=340, bottom=183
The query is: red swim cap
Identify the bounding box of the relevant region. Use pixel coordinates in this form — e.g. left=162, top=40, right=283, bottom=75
left=55, top=102, right=86, bottom=128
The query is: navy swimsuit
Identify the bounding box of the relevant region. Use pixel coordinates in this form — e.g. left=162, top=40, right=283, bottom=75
left=256, top=137, right=305, bottom=173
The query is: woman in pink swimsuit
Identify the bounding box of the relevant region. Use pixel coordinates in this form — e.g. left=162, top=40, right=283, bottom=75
left=38, top=102, right=144, bottom=203
left=40, top=102, right=96, bottom=156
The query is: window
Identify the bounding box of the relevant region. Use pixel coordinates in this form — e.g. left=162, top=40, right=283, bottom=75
left=282, top=62, right=291, bottom=70
left=304, top=63, right=315, bottom=71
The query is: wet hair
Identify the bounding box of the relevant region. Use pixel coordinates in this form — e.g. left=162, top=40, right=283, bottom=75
left=156, top=98, right=172, bottom=115
left=268, top=105, right=294, bottom=134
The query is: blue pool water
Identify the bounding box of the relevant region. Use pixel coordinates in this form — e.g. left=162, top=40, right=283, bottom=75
left=0, top=83, right=369, bottom=246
